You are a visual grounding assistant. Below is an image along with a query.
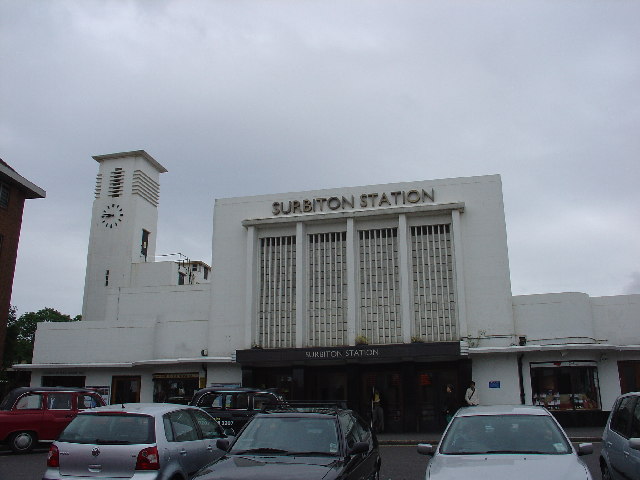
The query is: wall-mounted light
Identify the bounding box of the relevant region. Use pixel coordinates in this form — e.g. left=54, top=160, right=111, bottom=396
left=201, top=349, right=208, bottom=357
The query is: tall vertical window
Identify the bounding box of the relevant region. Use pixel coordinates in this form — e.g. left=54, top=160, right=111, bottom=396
left=358, top=228, right=402, bottom=344
left=308, top=232, right=347, bottom=347
left=0, top=182, right=9, bottom=208
left=411, top=224, right=456, bottom=342
left=141, top=229, right=150, bottom=260
left=258, top=236, right=296, bottom=348
left=105, top=269, right=110, bottom=286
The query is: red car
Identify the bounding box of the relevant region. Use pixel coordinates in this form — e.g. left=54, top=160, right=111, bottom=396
left=0, top=386, right=106, bottom=453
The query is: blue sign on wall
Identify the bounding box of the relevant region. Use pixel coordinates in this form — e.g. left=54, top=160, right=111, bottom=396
left=489, top=381, right=501, bottom=389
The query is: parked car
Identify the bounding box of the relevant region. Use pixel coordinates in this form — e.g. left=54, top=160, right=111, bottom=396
left=192, top=402, right=381, bottom=480
left=0, top=386, right=106, bottom=453
left=189, top=387, right=284, bottom=432
left=42, top=403, right=232, bottom=480
left=600, top=391, right=640, bottom=480
left=417, top=405, right=593, bottom=480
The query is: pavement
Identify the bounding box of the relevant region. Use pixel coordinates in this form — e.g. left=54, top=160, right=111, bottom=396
left=377, top=426, right=604, bottom=445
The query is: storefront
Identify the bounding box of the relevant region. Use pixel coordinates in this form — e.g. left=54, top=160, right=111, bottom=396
left=152, top=372, right=202, bottom=404
left=237, top=342, right=471, bottom=433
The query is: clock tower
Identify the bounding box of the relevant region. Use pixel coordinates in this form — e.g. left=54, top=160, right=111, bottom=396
left=81, top=150, right=167, bottom=321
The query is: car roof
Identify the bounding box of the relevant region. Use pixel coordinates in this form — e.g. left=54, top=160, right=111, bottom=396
left=9, top=386, right=99, bottom=393
left=194, top=387, right=277, bottom=394
left=455, top=405, right=553, bottom=417
left=253, top=411, right=341, bottom=419
left=79, top=403, right=202, bottom=416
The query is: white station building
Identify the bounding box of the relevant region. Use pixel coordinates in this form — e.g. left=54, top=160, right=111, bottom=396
left=20, top=150, right=640, bottom=431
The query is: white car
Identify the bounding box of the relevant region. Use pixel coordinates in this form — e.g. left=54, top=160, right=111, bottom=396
left=417, top=405, right=593, bottom=480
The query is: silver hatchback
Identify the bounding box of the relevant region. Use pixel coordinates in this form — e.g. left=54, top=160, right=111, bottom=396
left=417, top=405, right=593, bottom=480
left=600, top=391, right=640, bottom=480
left=42, top=403, right=232, bottom=480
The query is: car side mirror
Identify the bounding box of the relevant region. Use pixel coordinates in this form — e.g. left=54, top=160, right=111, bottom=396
left=417, top=443, right=435, bottom=456
left=629, top=438, right=640, bottom=451
left=349, top=441, right=369, bottom=455
left=577, top=443, right=593, bottom=456
left=216, top=438, right=231, bottom=451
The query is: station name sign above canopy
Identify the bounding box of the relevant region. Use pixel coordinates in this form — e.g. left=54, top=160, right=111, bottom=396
left=272, top=188, right=435, bottom=216
left=236, top=342, right=461, bottom=366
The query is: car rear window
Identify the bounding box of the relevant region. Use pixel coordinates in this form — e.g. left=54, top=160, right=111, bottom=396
left=59, top=413, right=155, bottom=445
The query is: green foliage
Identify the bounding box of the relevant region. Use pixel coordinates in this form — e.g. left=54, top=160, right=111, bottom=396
left=3, top=307, right=80, bottom=367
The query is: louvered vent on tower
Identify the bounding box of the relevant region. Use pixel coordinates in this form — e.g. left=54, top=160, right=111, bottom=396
left=132, top=170, right=160, bottom=206
left=94, top=173, right=103, bottom=198
left=108, top=168, right=124, bottom=197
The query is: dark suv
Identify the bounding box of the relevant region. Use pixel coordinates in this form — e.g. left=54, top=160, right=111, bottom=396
left=0, top=386, right=106, bottom=453
left=189, top=387, right=284, bottom=432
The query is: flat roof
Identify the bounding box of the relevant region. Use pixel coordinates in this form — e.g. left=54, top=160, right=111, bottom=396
left=92, top=150, right=168, bottom=173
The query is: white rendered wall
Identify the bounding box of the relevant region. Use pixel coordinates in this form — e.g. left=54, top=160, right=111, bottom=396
left=513, top=293, right=597, bottom=344
left=131, top=262, right=178, bottom=287
left=82, top=153, right=165, bottom=323
left=31, top=315, right=208, bottom=364
left=470, top=355, right=522, bottom=405
left=591, top=294, right=640, bottom=345
left=209, top=175, right=514, bottom=355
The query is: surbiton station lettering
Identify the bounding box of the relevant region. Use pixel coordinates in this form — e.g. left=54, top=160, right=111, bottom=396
left=305, top=348, right=380, bottom=359
left=272, top=188, right=435, bottom=216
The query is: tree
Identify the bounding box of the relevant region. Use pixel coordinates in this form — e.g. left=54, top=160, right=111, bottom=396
left=3, top=307, right=81, bottom=367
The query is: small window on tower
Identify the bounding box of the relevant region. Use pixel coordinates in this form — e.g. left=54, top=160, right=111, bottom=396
left=105, top=269, right=110, bottom=286
left=141, top=229, right=150, bottom=260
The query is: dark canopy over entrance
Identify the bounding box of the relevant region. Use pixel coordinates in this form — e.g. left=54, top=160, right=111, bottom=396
left=237, top=342, right=470, bottom=433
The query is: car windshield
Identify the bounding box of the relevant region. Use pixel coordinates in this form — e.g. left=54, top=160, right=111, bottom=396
left=230, top=416, right=339, bottom=456
left=58, top=413, right=155, bottom=445
left=440, top=414, right=571, bottom=455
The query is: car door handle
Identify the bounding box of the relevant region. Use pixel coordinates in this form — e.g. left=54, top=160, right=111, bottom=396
left=180, top=449, right=188, bottom=455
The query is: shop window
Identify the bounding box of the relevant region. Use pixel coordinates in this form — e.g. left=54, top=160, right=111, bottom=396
left=618, top=361, right=640, bottom=393
left=111, top=376, right=141, bottom=404
left=42, top=375, right=86, bottom=388
left=152, top=373, right=199, bottom=404
left=530, top=362, right=600, bottom=411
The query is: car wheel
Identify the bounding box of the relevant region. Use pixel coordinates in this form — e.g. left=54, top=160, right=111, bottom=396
left=9, top=431, right=36, bottom=453
left=601, top=463, right=612, bottom=480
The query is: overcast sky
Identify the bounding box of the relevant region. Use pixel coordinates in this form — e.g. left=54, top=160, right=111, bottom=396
left=1, top=0, right=639, bottom=318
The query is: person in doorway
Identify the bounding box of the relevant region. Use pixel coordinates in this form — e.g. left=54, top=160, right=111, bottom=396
left=371, top=388, right=384, bottom=434
left=465, top=381, right=479, bottom=406
left=443, top=384, right=458, bottom=424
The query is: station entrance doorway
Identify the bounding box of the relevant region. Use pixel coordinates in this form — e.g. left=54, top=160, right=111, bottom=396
left=245, top=360, right=468, bottom=433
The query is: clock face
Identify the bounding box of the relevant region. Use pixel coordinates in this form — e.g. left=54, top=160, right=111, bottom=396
left=101, top=204, right=124, bottom=228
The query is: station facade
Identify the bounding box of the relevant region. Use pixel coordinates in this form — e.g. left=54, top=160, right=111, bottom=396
left=20, top=151, right=640, bottom=431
